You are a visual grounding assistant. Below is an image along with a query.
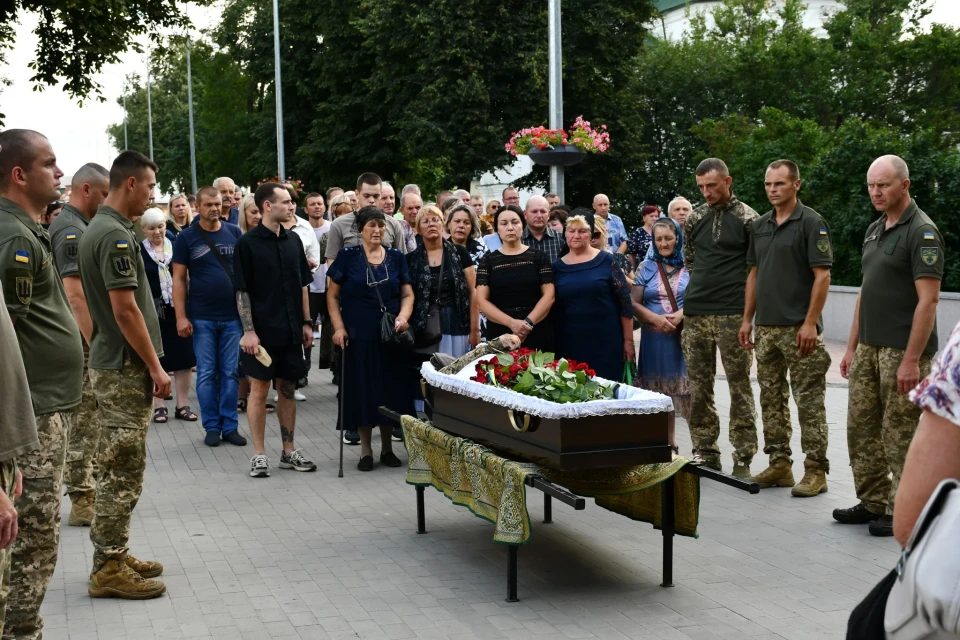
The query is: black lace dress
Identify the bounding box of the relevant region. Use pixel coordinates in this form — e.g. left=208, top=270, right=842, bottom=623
left=476, top=248, right=554, bottom=351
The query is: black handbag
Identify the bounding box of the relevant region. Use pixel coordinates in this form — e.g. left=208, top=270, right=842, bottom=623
left=847, top=568, right=897, bottom=640
left=415, top=251, right=444, bottom=348
left=363, top=250, right=415, bottom=349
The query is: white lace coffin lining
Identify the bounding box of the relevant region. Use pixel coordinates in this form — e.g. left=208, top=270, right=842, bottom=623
left=421, top=358, right=674, bottom=419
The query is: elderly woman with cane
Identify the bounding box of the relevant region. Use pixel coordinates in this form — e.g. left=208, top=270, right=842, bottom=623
left=327, top=206, right=416, bottom=472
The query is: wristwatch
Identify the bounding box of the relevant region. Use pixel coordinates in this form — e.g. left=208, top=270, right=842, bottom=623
left=524, top=316, right=534, bottom=327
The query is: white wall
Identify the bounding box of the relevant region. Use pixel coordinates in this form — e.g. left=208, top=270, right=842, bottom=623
left=654, top=0, right=842, bottom=40
left=822, top=286, right=960, bottom=353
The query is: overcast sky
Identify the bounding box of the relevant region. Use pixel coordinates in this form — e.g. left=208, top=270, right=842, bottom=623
left=1, top=1, right=959, bottom=178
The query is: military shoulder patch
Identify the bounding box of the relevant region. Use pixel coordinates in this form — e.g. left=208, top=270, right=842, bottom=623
left=816, top=238, right=830, bottom=253
left=115, top=240, right=129, bottom=250
left=14, top=250, right=29, bottom=264
left=923, top=232, right=935, bottom=241
left=65, top=240, right=79, bottom=260
left=15, top=276, right=32, bottom=304
left=66, top=233, right=77, bottom=240
left=921, top=247, right=939, bottom=266
left=819, top=228, right=828, bottom=236
left=112, top=253, right=133, bottom=277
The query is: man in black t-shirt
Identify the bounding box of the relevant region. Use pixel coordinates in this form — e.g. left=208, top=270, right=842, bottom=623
left=235, top=183, right=316, bottom=478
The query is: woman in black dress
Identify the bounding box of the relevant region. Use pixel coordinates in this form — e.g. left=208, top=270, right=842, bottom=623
left=140, top=209, right=198, bottom=423
left=476, top=205, right=555, bottom=351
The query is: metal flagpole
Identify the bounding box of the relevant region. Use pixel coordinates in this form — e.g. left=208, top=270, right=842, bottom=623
left=186, top=33, right=198, bottom=193
left=272, top=0, right=286, bottom=179
left=122, top=89, right=129, bottom=150
left=146, top=52, right=154, bottom=160
left=548, top=0, right=564, bottom=202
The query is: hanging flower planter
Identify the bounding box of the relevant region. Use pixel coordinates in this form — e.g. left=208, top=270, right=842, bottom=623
left=504, top=116, right=610, bottom=167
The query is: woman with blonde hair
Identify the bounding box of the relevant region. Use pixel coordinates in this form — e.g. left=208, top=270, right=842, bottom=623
left=239, top=194, right=261, bottom=232
left=166, top=193, right=193, bottom=239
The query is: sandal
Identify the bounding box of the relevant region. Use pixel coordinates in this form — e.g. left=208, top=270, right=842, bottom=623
left=237, top=399, right=247, bottom=413
left=265, top=403, right=276, bottom=414
left=175, top=406, right=198, bottom=421
left=153, top=407, right=168, bottom=423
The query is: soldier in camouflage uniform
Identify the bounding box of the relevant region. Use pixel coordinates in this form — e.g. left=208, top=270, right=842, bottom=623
left=836, top=155, right=944, bottom=537
left=48, top=163, right=110, bottom=527
left=78, top=150, right=171, bottom=598
left=681, top=158, right=758, bottom=477
left=0, top=130, right=86, bottom=640
left=740, top=161, right=833, bottom=498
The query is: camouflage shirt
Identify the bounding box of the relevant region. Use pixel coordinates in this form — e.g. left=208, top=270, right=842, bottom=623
left=683, top=195, right=759, bottom=316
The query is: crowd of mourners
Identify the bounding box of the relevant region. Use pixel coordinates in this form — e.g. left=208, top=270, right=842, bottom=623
left=0, top=125, right=958, bottom=640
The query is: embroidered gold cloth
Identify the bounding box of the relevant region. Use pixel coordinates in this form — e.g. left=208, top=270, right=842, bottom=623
left=402, top=416, right=699, bottom=545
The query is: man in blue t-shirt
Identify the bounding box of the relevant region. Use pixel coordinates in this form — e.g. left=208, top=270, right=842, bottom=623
left=173, top=186, right=245, bottom=447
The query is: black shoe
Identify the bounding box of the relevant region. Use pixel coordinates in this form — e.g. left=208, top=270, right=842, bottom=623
left=317, top=359, right=331, bottom=370
left=297, top=376, right=308, bottom=388
left=380, top=452, right=402, bottom=468
left=833, top=503, right=883, bottom=525
left=357, top=455, right=374, bottom=472
left=342, top=430, right=360, bottom=445
left=331, top=376, right=340, bottom=386
left=868, top=514, right=894, bottom=537
left=204, top=431, right=221, bottom=447
left=222, top=430, right=247, bottom=446
left=391, top=427, right=403, bottom=442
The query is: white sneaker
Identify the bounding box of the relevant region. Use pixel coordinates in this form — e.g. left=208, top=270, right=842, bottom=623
left=273, top=391, right=307, bottom=402
left=250, top=454, right=270, bottom=478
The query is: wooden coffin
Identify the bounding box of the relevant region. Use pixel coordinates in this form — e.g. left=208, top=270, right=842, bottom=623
left=423, top=382, right=673, bottom=471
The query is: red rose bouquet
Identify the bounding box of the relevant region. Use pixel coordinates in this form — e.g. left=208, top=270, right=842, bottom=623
left=469, top=348, right=614, bottom=404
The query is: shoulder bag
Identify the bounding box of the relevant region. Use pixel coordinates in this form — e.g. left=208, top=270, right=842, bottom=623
left=415, top=250, right=444, bottom=349
left=884, top=478, right=960, bottom=640
left=656, top=262, right=683, bottom=338
left=196, top=227, right=234, bottom=285
left=363, top=249, right=415, bottom=349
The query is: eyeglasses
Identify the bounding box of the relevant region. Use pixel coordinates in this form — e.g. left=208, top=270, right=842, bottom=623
left=366, top=261, right=390, bottom=287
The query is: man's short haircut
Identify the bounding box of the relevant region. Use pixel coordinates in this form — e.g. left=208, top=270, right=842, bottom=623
left=502, top=186, right=519, bottom=198
left=667, top=197, right=691, bottom=214
left=453, top=189, right=470, bottom=200
left=305, top=192, right=323, bottom=203
left=441, top=196, right=463, bottom=214
left=544, top=192, right=558, bottom=200
left=0, top=129, right=48, bottom=191
left=254, top=182, right=284, bottom=211
left=196, top=185, right=220, bottom=203
left=109, top=150, right=159, bottom=191
left=470, top=194, right=484, bottom=202
left=400, top=191, right=422, bottom=208
left=695, top=157, right=729, bottom=178
left=325, top=186, right=342, bottom=201
left=187, top=194, right=196, bottom=205
left=401, top=184, right=421, bottom=196
left=356, top=172, right=382, bottom=191
left=767, top=159, right=800, bottom=182
left=213, top=176, right=235, bottom=190
left=283, top=183, right=298, bottom=204
left=381, top=181, right=395, bottom=193
left=72, top=162, right=109, bottom=189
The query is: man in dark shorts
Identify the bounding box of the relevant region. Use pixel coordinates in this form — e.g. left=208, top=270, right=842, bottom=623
left=234, top=182, right=317, bottom=478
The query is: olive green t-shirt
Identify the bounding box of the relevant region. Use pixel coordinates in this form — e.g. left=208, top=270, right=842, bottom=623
left=78, top=205, right=163, bottom=370
left=747, top=201, right=833, bottom=329
left=0, top=280, right=39, bottom=462
left=0, top=198, right=84, bottom=415
left=860, top=200, right=943, bottom=354
left=48, top=203, right=91, bottom=278
left=683, top=196, right=759, bottom=316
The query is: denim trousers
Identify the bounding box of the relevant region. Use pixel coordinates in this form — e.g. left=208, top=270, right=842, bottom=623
left=192, top=319, right=243, bottom=434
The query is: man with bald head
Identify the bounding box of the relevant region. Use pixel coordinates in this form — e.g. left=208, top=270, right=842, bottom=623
left=399, top=191, right=422, bottom=252
left=835, top=155, right=944, bottom=537
left=592, top=194, right=627, bottom=254
left=49, top=163, right=110, bottom=528
left=522, top=194, right=565, bottom=262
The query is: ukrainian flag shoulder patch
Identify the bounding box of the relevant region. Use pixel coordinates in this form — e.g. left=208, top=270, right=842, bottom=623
left=819, top=228, right=828, bottom=236
left=66, top=234, right=77, bottom=240
left=115, top=240, right=129, bottom=249
left=14, top=250, right=29, bottom=264
left=923, top=232, right=936, bottom=241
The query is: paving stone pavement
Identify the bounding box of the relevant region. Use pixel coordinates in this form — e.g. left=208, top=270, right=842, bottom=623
left=40, top=352, right=899, bottom=640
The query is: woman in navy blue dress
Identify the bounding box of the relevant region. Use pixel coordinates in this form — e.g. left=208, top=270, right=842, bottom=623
left=552, top=212, right=634, bottom=381
left=327, top=207, right=415, bottom=472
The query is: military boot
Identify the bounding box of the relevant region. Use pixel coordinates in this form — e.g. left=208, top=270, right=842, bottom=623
left=791, top=460, right=827, bottom=497
left=88, top=559, right=166, bottom=599
left=749, top=459, right=795, bottom=488
left=68, top=491, right=95, bottom=527
left=732, top=460, right=752, bottom=480
left=125, top=554, right=163, bottom=579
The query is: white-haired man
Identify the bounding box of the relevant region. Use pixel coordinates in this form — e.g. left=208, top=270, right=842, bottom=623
left=210, top=177, right=240, bottom=226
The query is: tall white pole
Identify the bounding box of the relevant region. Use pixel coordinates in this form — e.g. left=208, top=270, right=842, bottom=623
left=548, top=0, right=564, bottom=202
left=186, top=38, right=198, bottom=194
left=122, top=90, right=129, bottom=150
left=272, top=0, right=286, bottom=179
left=146, top=54, right=154, bottom=160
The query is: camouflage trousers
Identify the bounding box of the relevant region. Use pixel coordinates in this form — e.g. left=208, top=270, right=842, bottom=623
left=847, top=344, right=931, bottom=515
left=755, top=325, right=831, bottom=472
left=89, top=359, right=152, bottom=574
left=3, top=410, right=72, bottom=640
left=0, top=460, right=17, bottom=634
left=681, top=314, right=757, bottom=467
left=63, top=352, right=100, bottom=502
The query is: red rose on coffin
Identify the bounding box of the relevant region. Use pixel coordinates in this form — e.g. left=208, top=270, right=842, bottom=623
left=468, top=349, right=615, bottom=404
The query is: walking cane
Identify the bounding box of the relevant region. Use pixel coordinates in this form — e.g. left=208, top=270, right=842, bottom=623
left=337, top=344, right=345, bottom=478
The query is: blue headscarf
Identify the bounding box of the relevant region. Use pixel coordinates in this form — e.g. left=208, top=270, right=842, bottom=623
left=647, top=217, right=684, bottom=268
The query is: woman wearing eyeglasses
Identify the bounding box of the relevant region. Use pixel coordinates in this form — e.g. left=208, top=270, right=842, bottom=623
left=552, top=211, right=634, bottom=381
left=327, top=206, right=415, bottom=472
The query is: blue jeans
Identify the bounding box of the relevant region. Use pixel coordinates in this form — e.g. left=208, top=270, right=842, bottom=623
left=192, top=319, right=243, bottom=434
